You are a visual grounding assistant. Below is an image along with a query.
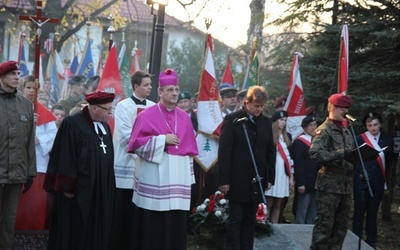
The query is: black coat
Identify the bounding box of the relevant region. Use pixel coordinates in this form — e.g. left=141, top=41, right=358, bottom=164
left=293, top=135, right=321, bottom=193
left=44, top=107, right=115, bottom=250
left=218, top=109, right=276, bottom=203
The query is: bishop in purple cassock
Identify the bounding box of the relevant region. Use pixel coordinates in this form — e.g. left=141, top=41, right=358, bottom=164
left=128, top=69, right=198, bottom=250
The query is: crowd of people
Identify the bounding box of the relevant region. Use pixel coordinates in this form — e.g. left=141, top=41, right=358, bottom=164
left=1, top=59, right=400, bottom=250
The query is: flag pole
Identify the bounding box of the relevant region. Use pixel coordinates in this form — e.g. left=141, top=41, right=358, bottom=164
left=107, top=14, right=115, bottom=52
left=195, top=17, right=212, bottom=204
left=241, top=36, right=258, bottom=90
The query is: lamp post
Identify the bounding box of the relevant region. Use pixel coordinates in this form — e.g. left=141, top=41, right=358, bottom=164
left=146, top=0, right=169, bottom=102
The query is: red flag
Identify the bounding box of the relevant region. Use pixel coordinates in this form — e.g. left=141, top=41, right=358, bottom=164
left=96, top=43, right=124, bottom=132
left=221, top=56, right=234, bottom=86
left=36, top=102, right=56, bottom=126
left=338, top=25, right=349, bottom=94
left=284, top=52, right=307, bottom=139
left=195, top=34, right=223, bottom=171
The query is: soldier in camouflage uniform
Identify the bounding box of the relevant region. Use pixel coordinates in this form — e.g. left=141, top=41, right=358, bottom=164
left=309, top=94, right=355, bottom=250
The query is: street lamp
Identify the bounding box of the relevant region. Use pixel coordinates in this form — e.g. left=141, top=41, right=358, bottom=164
left=147, top=0, right=169, bottom=102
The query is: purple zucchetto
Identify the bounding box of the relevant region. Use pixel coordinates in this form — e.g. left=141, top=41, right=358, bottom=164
left=159, top=69, right=179, bottom=88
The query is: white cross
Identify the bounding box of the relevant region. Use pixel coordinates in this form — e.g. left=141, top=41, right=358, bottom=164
left=100, top=141, right=107, bottom=154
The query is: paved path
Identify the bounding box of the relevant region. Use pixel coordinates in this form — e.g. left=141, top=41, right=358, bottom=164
left=14, top=224, right=374, bottom=250
left=254, top=224, right=373, bottom=250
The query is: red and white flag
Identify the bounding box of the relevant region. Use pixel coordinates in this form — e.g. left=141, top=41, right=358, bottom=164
left=96, top=43, right=124, bottom=132
left=338, top=24, right=349, bottom=95
left=284, top=52, right=307, bottom=139
left=195, top=34, right=223, bottom=172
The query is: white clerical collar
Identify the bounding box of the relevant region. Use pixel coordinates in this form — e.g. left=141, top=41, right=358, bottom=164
left=93, top=122, right=107, bottom=135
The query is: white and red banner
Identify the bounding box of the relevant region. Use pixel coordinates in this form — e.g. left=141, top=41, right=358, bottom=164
left=338, top=24, right=349, bottom=95
left=284, top=52, right=307, bottom=139
left=195, top=34, right=223, bottom=172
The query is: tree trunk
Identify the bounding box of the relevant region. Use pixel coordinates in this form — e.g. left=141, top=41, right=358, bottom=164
left=247, top=0, right=266, bottom=49
left=381, top=113, right=396, bottom=221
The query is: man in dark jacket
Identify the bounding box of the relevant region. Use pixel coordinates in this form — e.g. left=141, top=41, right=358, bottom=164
left=218, top=86, right=276, bottom=250
left=0, top=60, right=36, bottom=250
left=352, top=112, right=393, bottom=249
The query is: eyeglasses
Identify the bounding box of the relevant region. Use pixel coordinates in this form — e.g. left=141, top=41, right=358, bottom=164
left=95, top=105, right=114, bottom=111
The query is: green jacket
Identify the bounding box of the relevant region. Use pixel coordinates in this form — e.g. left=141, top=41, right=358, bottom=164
left=309, top=118, right=355, bottom=194
left=0, top=87, right=36, bottom=184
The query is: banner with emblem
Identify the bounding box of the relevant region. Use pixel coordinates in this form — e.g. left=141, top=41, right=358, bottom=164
left=195, top=33, right=223, bottom=172
left=284, top=52, right=307, bottom=139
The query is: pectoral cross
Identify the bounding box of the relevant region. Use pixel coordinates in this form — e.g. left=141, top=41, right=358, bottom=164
left=19, top=0, right=59, bottom=112
left=100, top=140, right=107, bottom=154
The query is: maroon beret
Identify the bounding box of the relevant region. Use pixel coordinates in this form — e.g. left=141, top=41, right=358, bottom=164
left=159, top=68, right=178, bottom=87
left=273, top=96, right=286, bottom=108
left=0, top=60, right=20, bottom=77
left=85, top=91, right=115, bottom=105
left=328, top=94, right=353, bottom=108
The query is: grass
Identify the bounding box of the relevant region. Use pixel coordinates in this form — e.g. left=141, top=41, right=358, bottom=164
left=188, top=187, right=400, bottom=249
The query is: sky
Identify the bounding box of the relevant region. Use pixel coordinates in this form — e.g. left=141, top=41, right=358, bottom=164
left=164, top=0, right=288, bottom=48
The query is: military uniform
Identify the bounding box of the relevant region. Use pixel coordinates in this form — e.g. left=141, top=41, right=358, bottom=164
left=309, top=118, right=355, bottom=250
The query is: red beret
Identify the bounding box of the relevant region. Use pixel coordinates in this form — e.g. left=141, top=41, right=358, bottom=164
left=273, top=96, right=286, bottom=108
left=328, top=94, right=353, bottom=108
left=85, top=91, right=115, bottom=105
left=159, top=68, right=178, bottom=87
left=0, top=61, right=20, bottom=77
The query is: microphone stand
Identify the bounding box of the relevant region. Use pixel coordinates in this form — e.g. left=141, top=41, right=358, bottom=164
left=241, top=121, right=267, bottom=205
left=347, top=119, right=373, bottom=250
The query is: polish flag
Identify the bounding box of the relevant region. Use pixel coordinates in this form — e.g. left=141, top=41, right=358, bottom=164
left=195, top=34, right=223, bottom=172
left=284, top=52, right=307, bottom=139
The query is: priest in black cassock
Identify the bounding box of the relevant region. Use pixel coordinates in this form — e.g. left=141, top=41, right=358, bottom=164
left=44, top=91, right=116, bottom=250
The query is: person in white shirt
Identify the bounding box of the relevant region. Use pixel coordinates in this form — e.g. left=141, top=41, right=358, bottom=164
left=112, top=70, right=155, bottom=249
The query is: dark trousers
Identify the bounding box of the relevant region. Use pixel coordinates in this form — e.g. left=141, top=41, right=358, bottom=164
left=352, top=185, right=383, bottom=247
left=0, top=184, right=22, bottom=250
left=132, top=206, right=187, bottom=250
left=225, top=200, right=258, bottom=250
left=112, top=188, right=135, bottom=250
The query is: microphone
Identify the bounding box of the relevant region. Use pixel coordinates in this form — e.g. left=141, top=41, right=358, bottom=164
left=345, top=113, right=357, bottom=122
left=233, top=117, right=248, bottom=125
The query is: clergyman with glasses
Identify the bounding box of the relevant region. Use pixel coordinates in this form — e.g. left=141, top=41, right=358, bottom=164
left=44, top=91, right=116, bottom=250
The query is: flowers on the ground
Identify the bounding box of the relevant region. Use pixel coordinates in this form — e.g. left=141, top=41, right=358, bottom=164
left=191, top=191, right=229, bottom=236
left=190, top=191, right=273, bottom=238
